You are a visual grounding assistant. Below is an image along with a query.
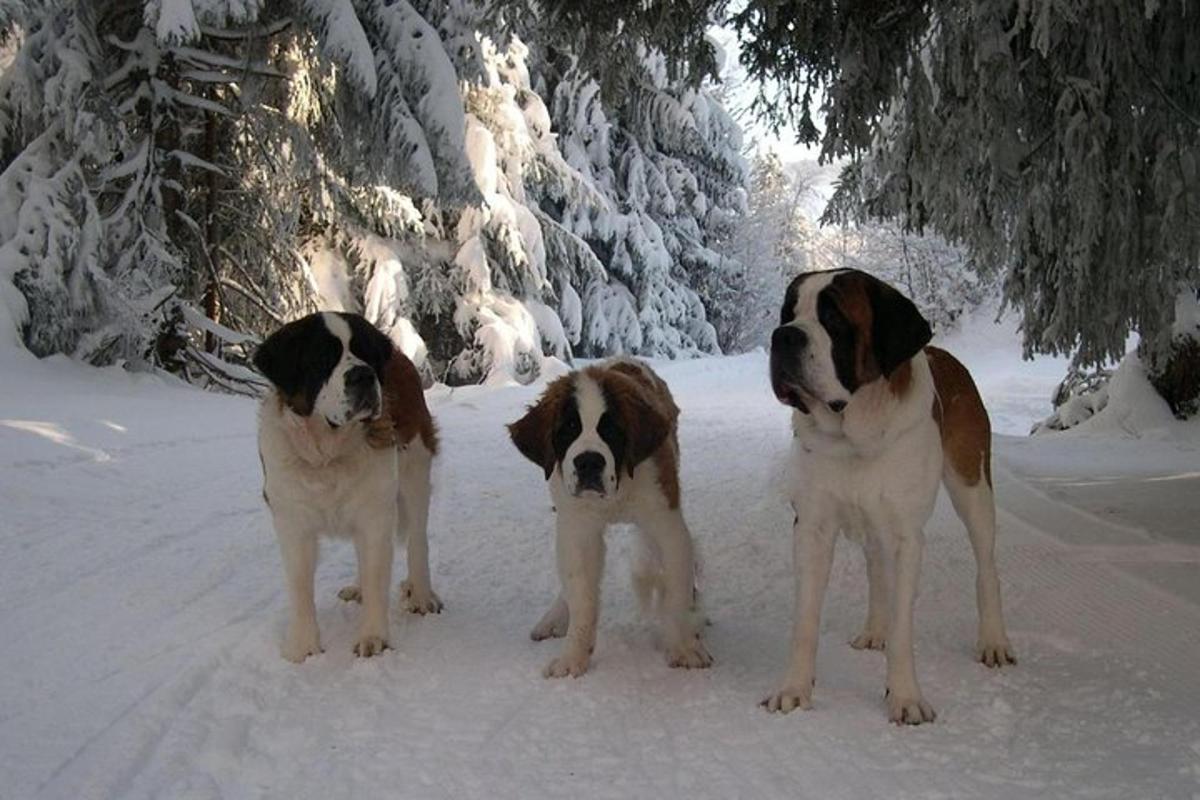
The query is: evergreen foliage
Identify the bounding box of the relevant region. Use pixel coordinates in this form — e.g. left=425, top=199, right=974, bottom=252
left=733, top=0, right=1200, bottom=384
left=0, top=0, right=748, bottom=387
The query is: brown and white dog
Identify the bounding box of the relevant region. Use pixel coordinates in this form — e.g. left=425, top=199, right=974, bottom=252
left=509, top=357, right=711, bottom=678
left=765, top=269, right=1015, bottom=724
left=255, top=312, right=441, bottom=663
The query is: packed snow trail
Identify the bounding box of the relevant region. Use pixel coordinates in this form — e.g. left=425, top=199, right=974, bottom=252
left=2, top=349, right=1199, bottom=800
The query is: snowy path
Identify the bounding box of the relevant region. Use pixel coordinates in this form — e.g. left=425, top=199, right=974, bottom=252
left=2, top=352, right=1199, bottom=799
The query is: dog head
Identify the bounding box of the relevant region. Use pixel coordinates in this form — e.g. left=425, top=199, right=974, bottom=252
left=770, top=269, right=932, bottom=414
left=253, top=312, right=393, bottom=428
left=508, top=363, right=671, bottom=499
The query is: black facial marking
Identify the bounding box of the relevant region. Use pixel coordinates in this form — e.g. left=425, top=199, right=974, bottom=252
left=817, top=290, right=861, bottom=394
left=338, top=312, right=394, bottom=379
left=596, top=409, right=627, bottom=477
left=551, top=395, right=582, bottom=468
left=253, top=314, right=343, bottom=416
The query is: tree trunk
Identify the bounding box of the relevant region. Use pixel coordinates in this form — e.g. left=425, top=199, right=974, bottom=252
left=201, top=99, right=222, bottom=353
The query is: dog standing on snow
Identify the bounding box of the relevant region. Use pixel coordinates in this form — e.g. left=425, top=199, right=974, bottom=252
left=765, top=269, right=1016, bottom=724
left=508, top=357, right=711, bottom=678
left=255, top=312, right=441, bottom=662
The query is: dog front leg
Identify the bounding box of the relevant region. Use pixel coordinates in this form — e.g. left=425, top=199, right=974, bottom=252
left=399, top=444, right=442, bottom=614
left=644, top=509, right=711, bottom=669
left=276, top=524, right=321, bottom=663
left=883, top=527, right=936, bottom=724
left=851, top=533, right=889, bottom=651
left=763, top=518, right=835, bottom=712
left=543, top=513, right=605, bottom=678
left=353, top=522, right=394, bottom=658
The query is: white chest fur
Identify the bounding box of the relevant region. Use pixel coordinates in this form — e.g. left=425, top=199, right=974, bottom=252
left=789, top=352, right=943, bottom=528
left=258, top=399, right=398, bottom=534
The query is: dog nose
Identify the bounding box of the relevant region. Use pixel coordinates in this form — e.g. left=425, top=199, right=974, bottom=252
left=346, top=365, right=375, bottom=390
left=771, top=326, right=807, bottom=354
left=573, top=451, right=605, bottom=478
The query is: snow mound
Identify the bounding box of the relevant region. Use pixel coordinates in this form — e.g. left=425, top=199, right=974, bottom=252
left=1041, top=353, right=1200, bottom=443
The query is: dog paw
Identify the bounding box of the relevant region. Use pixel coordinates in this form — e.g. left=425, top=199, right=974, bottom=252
left=886, top=689, right=936, bottom=725
left=352, top=634, right=389, bottom=658
left=543, top=650, right=590, bottom=678
left=530, top=597, right=569, bottom=641
left=400, top=581, right=443, bottom=615
left=282, top=624, right=322, bottom=663
left=337, top=585, right=362, bottom=603
left=666, top=638, right=713, bottom=669
left=761, top=684, right=813, bottom=714
left=977, top=639, right=1017, bottom=668
left=850, top=630, right=886, bottom=651
left=530, top=618, right=566, bottom=642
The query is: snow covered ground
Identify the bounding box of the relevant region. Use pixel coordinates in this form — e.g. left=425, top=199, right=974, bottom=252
left=2, top=312, right=1200, bottom=800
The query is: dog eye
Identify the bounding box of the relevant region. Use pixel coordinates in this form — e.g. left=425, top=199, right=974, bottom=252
left=818, top=301, right=845, bottom=330
left=559, top=415, right=581, bottom=438
left=598, top=412, right=618, bottom=438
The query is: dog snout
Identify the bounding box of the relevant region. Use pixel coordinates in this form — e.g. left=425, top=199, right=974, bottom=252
left=346, top=365, right=375, bottom=390
left=573, top=451, right=605, bottom=480
left=771, top=325, right=807, bottom=355
left=346, top=365, right=380, bottom=414
left=573, top=451, right=608, bottom=494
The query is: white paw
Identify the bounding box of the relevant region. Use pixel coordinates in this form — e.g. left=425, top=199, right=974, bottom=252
left=666, top=638, right=713, bottom=669
left=850, top=629, right=886, bottom=650
left=543, top=650, right=590, bottom=678
left=282, top=623, right=322, bottom=663
left=400, top=580, right=443, bottom=615
left=761, top=683, right=813, bottom=714
left=886, top=688, right=936, bottom=725
left=977, top=638, right=1017, bottom=668
left=352, top=634, right=389, bottom=658
left=530, top=608, right=568, bottom=641
left=337, top=585, right=362, bottom=603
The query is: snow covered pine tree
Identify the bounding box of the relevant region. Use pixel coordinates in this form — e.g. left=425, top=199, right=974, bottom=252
left=0, top=0, right=750, bottom=387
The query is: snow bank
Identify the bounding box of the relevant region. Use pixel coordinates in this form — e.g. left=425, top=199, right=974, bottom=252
left=1047, top=352, right=1200, bottom=443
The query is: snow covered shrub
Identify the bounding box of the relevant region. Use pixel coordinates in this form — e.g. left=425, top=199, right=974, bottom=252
left=1031, top=365, right=1112, bottom=435
left=1042, top=290, right=1200, bottom=431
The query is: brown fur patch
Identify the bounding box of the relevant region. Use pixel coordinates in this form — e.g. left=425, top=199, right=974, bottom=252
left=926, top=346, right=992, bottom=486
left=828, top=273, right=883, bottom=387
left=652, top=436, right=682, bottom=509
left=508, top=373, right=577, bottom=479
left=888, top=360, right=913, bottom=398
left=368, top=351, right=439, bottom=454
left=589, top=361, right=682, bottom=508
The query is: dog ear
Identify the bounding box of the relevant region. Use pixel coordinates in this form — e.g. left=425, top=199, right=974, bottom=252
left=253, top=317, right=309, bottom=398
left=601, top=371, right=671, bottom=476
left=509, top=376, right=573, bottom=480
left=341, top=313, right=395, bottom=378
left=870, top=280, right=933, bottom=377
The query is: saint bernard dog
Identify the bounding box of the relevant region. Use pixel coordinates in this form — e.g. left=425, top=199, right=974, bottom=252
left=765, top=269, right=1015, bottom=724
left=508, top=358, right=712, bottom=678
left=254, top=312, right=441, bottom=663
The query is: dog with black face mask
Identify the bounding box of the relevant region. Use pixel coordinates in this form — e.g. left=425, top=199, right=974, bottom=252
left=509, top=357, right=711, bottom=678
left=764, top=269, right=1015, bottom=724
left=255, top=312, right=441, bottom=663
